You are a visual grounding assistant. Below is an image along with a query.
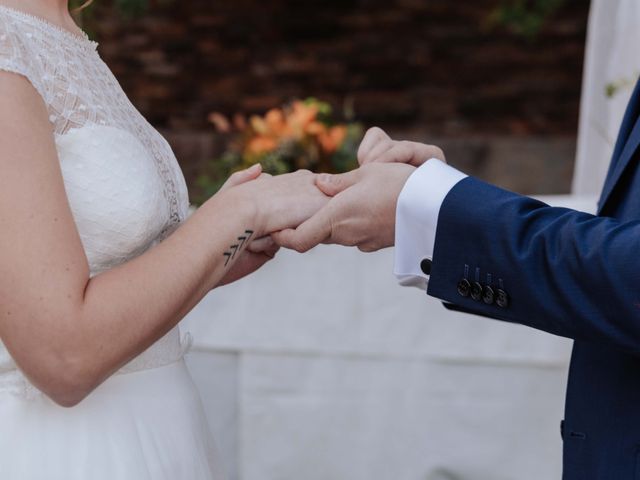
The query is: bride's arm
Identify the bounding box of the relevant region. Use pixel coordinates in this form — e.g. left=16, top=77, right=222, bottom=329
left=0, top=73, right=326, bottom=407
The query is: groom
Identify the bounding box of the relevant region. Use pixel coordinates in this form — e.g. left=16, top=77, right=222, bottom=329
left=274, top=79, right=640, bottom=480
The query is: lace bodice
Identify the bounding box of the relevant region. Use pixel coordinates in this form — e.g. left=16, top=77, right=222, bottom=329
left=0, top=6, right=189, bottom=229
left=0, top=6, right=192, bottom=396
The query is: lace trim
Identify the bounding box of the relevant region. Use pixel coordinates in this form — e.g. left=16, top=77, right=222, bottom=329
left=0, top=5, right=97, bottom=49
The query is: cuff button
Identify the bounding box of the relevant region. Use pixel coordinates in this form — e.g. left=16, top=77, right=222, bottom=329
left=496, top=289, right=510, bottom=308
left=457, top=279, right=471, bottom=297
left=470, top=282, right=483, bottom=301
left=482, top=285, right=495, bottom=305
left=420, top=259, right=432, bottom=275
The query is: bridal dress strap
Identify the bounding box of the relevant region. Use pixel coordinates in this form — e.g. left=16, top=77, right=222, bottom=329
left=0, top=8, right=49, bottom=102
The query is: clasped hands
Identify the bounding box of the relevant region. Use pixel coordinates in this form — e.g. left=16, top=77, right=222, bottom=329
left=273, top=127, right=444, bottom=252
left=217, top=127, right=444, bottom=285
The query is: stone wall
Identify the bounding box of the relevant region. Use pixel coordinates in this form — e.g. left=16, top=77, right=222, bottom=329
left=90, top=0, right=589, bottom=196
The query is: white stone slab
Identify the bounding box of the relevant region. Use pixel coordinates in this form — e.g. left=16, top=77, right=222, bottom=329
left=185, top=351, right=240, bottom=480
left=182, top=243, right=572, bottom=365
left=240, top=354, right=566, bottom=480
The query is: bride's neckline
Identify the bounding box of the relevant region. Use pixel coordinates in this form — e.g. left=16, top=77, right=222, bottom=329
left=0, top=4, right=97, bottom=49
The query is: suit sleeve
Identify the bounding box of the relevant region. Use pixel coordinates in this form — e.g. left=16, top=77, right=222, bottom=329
left=425, top=175, right=640, bottom=355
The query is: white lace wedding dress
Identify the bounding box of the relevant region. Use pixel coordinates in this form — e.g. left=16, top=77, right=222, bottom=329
left=0, top=6, right=224, bottom=479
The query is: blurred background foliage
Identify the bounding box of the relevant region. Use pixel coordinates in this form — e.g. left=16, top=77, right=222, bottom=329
left=488, top=0, right=568, bottom=40
left=113, top=0, right=149, bottom=17
left=73, top=0, right=163, bottom=19
left=77, top=0, right=583, bottom=203
left=83, top=0, right=568, bottom=39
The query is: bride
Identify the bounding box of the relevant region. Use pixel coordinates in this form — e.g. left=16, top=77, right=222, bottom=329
left=0, top=0, right=328, bottom=478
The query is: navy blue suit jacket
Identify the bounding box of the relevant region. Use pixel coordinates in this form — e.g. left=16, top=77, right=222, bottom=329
left=429, top=79, right=640, bottom=479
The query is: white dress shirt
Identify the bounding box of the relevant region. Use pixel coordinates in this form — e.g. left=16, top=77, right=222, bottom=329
left=394, top=159, right=467, bottom=290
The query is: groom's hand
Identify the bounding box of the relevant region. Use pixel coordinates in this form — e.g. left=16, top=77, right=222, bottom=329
left=272, top=163, right=414, bottom=253
left=358, top=126, right=445, bottom=167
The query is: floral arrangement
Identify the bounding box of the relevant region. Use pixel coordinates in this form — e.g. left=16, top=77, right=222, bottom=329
left=193, top=98, right=363, bottom=204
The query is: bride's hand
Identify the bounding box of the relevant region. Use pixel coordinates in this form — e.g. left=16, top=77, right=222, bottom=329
left=217, top=234, right=279, bottom=286
left=216, top=164, right=281, bottom=286
left=357, top=126, right=445, bottom=167
left=213, top=165, right=328, bottom=286
left=221, top=168, right=330, bottom=236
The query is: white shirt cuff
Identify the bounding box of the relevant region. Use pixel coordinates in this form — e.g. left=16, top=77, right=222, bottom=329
left=394, top=159, right=467, bottom=290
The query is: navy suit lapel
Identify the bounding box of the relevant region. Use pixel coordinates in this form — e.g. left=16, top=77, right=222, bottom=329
left=598, top=78, right=640, bottom=213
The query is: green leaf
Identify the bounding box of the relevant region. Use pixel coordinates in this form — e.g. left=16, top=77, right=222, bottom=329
left=487, top=0, right=567, bottom=41
left=115, top=0, right=150, bottom=17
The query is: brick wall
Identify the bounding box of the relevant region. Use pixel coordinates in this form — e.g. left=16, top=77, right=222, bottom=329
left=90, top=0, right=589, bottom=195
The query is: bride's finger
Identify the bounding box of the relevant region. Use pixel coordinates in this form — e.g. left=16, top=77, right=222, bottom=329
left=246, top=236, right=276, bottom=253
left=219, top=164, right=262, bottom=192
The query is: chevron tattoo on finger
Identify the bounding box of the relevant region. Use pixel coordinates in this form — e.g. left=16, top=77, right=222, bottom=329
left=223, top=229, right=254, bottom=267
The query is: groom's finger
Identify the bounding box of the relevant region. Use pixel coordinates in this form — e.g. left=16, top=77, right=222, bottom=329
left=360, top=138, right=394, bottom=165
left=357, top=127, right=391, bottom=165
left=272, top=205, right=334, bottom=253
left=315, top=169, right=360, bottom=197
left=404, top=142, right=444, bottom=165
left=377, top=141, right=444, bottom=167
left=376, top=141, right=416, bottom=165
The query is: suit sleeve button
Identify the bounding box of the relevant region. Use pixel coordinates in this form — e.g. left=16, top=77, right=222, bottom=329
left=420, top=259, right=432, bottom=275
left=482, top=285, right=495, bottom=305
left=470, top=282, right=483, bottom=301
left=457, top=279, right=471, bottom=297
left=496, top=289, right=510, bottom=308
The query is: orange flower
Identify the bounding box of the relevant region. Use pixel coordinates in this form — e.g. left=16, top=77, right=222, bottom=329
left=233, top=113, right=247, bottom=130
left=208, top=112, right=231, bottom=133
left=305, top=121, right=326, bottom=136
left=318, top=126, right=347, bottom=154
left=287, top=101, right=319, bottom=136
left=264, top=108, right=289, bottom=135
left=250, top=115, right=269, bottom=135
left=246, top=135, right=278, bottom=155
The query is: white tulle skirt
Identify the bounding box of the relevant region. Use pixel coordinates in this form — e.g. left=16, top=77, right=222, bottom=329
left=0, top=359, right=225, bottom=480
